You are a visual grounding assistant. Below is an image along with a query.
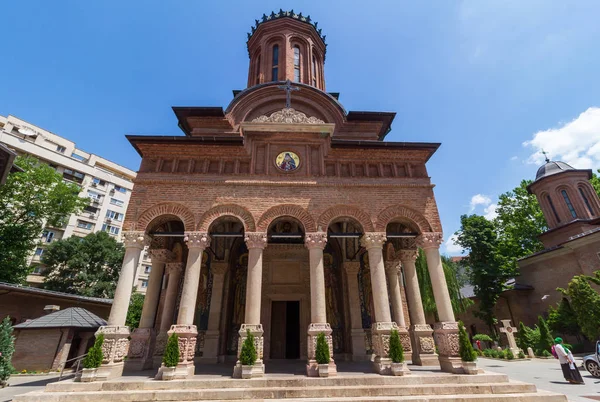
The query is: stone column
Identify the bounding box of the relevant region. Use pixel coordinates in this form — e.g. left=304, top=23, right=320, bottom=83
left=233, top=232, right=267, bottom=379
left=152, top=262, right=184, bottom=368
left=399, top=249, right=437, bottom=366
left=127, top=248, right=174, bottom=371
left=165, top=232, right=210, bottom=379
left=343, top=261, right=369, bottom=361
left=360, top=233, right=398, bottom=375
left=384, top=260, right=411, bottom=354
left=200, top=261, right=228, bottom=363
left=418, top=233, right=461, bottom=373
left=305, top=232, right=337, bottom=377
left=96, top=231, right=150, bottom=381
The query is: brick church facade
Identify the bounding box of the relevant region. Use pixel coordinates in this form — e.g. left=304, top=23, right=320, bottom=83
left=93, top=11, right=462, bottom=380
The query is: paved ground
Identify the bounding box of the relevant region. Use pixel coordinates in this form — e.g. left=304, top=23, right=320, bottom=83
left=0, top=373, right=69, bottom=402
left=478, top=356, right=600, bottom=402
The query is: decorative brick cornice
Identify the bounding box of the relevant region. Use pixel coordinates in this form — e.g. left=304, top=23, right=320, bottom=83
left=342, top=261, right=361, bottom=275
left=184, top=232, right=211, bottom=250
left=122, top=231, right=152, bottom=250
left=304, top=232, right=328, bottom=250
left=245, top=232, right=268, bottom=250
left=397, top=249, right=419, bottom=263
left=360, top=232, right=387, bottom=250
left=165, top=262, right=184, bottom=275
left=416, top=232, right=443, bottom=250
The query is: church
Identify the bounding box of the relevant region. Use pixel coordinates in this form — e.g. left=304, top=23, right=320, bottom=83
left=96, top=10, right=460, bottom=381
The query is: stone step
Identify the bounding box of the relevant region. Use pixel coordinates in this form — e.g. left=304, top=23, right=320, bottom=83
left=44, top=373, right=512, bottom=393
left=13, top=382, right=546, bottom=402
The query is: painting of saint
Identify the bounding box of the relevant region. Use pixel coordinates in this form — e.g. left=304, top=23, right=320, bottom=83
left=275, top=151, right=299, bottom=171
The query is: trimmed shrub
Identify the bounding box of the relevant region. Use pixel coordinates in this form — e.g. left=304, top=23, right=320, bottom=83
left=388, top=330, right=404, bottom=363
left=475, top=349, right=483, bottom=357
left=0, top=317, right=15, bottom=385
left=535, top=316, right=554, bottom=356
left=162, top=333, right=180, bottom=368
left=541, top=349, right=552, bottom=358
left=315, top=333, right=330, bottom=365
left=518, top=350, right=525, bottom=359
left=506, top=348, right=514, bottom=360
left=483, top=349, right=493, bottom=358
left=239, top=330, right=257, bottom=366
left=82, top=334, right=104, bottom=369
left=458, top=321, right=477, bottom=362
left=472, top=334, right=493, bottom=343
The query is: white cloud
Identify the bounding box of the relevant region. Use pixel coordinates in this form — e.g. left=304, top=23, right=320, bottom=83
left=483, top=203, right=499, bottom=220
left=444, top=234, right=464, bottom=255
left=469, top=194, right=492, bottom=212
left=523, top=107, right=600, bottom=169
left=510, top=156, right=518, bottom=161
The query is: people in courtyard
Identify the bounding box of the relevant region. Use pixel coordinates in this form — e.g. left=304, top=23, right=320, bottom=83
left=554, top=337, right=585, bottom=384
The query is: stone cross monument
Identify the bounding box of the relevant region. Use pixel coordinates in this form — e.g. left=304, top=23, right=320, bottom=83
left=499, top=319, right=520, bottom=355
left=277, top=79, right=300, bottom=108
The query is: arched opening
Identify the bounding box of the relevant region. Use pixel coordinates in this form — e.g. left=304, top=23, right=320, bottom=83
left=272, top=44, right=279, bottom=81
left=293, top=45, right=301, bottom=83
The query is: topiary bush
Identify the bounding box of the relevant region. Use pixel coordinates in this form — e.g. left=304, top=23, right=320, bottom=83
left=458, top=321, right=477, bottom=362
left=388, top=330, right=404, bottom=363
left=162, top=333, right=180, bottom=368
left=472, top=334, right=493, bottom=343
left=506, top=348, right=514, bottom=360
left=518, top=350, right=525, bottom=359
left=239, top=330, right=257, bottom=366
left=541, top=349, right=552, bottom=358
left=82, top=334, right=104, bottom=369
left=0, top=317, right=15, bottom=386
left=315, top=333, right=330, bottom=365
left=483, top=349, right=493, bottom=358
left=535, top=316, right=554, bottom=356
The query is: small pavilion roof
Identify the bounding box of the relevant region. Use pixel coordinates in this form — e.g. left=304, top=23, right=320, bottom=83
left=14, top=307, right=107, bottom=330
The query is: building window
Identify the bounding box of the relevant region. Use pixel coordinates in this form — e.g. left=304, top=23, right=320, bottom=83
left=32, top=266, right=44, bottom=274
left=312, top=55, right=317, bottom=86
left=84, top=205, right=99, bottom=214
left=63, top=168, right=85, bottom=184
left=42, top=230, right=55, bottom=243
left=34, top=247, right=44, bottom=257
left=561, top=190, right=577, bottom=219
left=113, top=185, right=127, bottom=194
left=92, top=177, right=106, bottom=187
left=77, top=220, right=94, bottom=230
left=546, top=195, right=561, bottom=223
left=272, top=44, right=279, bottom=81
left=56, top=145, right=66, bottom=153
left=87, top=190, right=102, bottom=200
left=106, top=210, right=124, bottom=222
left=141, top=280, right=148, bottom=288
left=579, top=187, right=594, bottom=216
left=255, top=54, right=261, bottom=84
left=144, top=265, right=152, bottom=274
left=110, top=198, right=124, bottom=207
left=102, top=224, right=120, bottom=235
left=71, top=152, right=87, bottom=162
left=293, top=46, right=301, bottom=82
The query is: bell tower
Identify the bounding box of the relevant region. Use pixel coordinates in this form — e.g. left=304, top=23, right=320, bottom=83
left=246, top=10, right=327, bottom=90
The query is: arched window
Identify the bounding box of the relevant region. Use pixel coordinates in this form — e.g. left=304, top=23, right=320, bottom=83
left=272, top=45, right=279, bottom=81
left=561, top=189, right=577, bottom=218
left=312, top=55, right=317, bottom=86
left=579, top=187, right=594, bottom=216
left=547, top=195, right=561, bottom=223
left=293, top=46, right=301, bottom=82
left=255, top=55, right=261, bottom=85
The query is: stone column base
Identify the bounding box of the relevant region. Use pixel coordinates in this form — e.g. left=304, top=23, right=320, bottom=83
left=396, top=326, right=412, bottom=354
left=198, top=329, right=220, bottom=363
left=350, top=328, right=370, bottom=361
left=125, top=328, right=156, bottom=371
left=95, top=326, right=130, bottom=381
left=167, top=324, right=197, bottom=379
left=410, top=324, right=438, bottom=366
left=306, top=323, right=337, bottom=377
left=232, top=324, right=264, bottom=378
left=371, top=322, right=399, bottom=375
left=434, top=321, right=461, bottom=373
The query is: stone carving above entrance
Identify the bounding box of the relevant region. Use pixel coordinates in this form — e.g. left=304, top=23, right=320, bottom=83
left=251, top=108, right=325, bottom=124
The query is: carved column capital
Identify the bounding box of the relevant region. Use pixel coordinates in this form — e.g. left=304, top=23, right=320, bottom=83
left=244, top=232, right=268, bottom=250
left=304, top=232, right=328, bottom=250
left=397, top=249, right=419, bottom=263
left=384, top=260, right=401, bottom=276
left=360, top=232, right=387, bottom=250
left=184, top=232, right=211, bottom=250
left=416, top=232, right=443, bottom=250
left=122, top=231, right=152, bottom=250
left=343, top=261, right=361, bottom=275
left=148, top=248, right=176, bottom=263
left=211, top=261, right=229, bottom=276
left=165, top=262, right=184, bottom=275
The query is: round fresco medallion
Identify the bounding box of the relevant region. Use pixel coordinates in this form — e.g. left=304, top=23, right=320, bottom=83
left=275, top=151, right=300, bottom=172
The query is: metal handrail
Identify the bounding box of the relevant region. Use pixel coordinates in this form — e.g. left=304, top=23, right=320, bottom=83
left=58, top=353, right=87, bottom=381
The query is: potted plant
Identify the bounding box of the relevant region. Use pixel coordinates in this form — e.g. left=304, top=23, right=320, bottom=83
left=80, top=334, right=104, bottom=382
left=389, top=329, right=408, bottom=376
left=315, top=333, right=331, bottom=377
left=458, top=321, right=478, bottom=374
left=239, top=330, right=257, bottom=379
left=160, top=333, right=179, bottom=381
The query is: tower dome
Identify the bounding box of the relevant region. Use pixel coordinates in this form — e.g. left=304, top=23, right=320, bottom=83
left=534, top=160, right=575, bottom=182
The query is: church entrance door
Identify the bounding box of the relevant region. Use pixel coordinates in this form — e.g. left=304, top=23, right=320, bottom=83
left=270, top=301, right=300, bottom=359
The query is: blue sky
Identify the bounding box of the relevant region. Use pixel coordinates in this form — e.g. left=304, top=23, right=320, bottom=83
left=3, top=1, right=600, bottom=255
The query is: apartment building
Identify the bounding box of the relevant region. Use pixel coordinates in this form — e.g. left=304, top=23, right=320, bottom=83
left=0, top=115, right=150, bottom=293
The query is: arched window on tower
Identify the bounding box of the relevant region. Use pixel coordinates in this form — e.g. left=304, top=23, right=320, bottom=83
left=272, top=45, right=279, bottom=81
left=579, top=186, right=594, bottom=216
left=255, top=55, right=261, bottom=85
left=293, top=45, right=301, bottom=83
left=312, top=55, right=317, bottom=86
left=561, top=189, right=577, bottom=219
left=547, top=195, right=561, bottom=224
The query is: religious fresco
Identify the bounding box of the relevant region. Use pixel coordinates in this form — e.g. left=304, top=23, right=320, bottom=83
left=275, top=151, right=300, bottom=172
left=194, top=252, right=213, bottom=331
left=226, top=252, right=248, bottom=355
left=323, top=252, right=345, bottom=353
left=358, top=252, right=375, bottom=353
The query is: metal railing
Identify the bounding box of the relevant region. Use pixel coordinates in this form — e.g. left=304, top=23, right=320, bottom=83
left=58, top=353, right=87, bottom=381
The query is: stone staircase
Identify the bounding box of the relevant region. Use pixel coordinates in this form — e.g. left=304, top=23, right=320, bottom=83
left=13, top=372, right=567, bottom=402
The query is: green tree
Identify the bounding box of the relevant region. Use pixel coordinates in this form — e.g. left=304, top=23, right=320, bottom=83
left=536, top=316, right=554, bottom=356
left=388, top=330, right=404, bottom=363
left=458, top=321, right=477, bottom=362
left=239, top=330, right=257, bottom=366
left=82, top=334, right=104, bottom=369
left=162, top=333, right=180, bottom=368
left=547, top=298, right=581, bottom=340
left=455, top=215, right=514, bottom=334
left=590, top=171, right=600, bottom=196
left=0, top=317, right=15, bottom=386
left=42, top=231, right=124, bottom=298
left=559, top=272, right=600, bottom=341
left=315, top=332, right=330, bottom=365
left=126, top=292, right=145, bottom=330
left=0, top=156, right=88, bottom=283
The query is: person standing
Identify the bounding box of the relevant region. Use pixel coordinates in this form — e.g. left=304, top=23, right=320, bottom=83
left=554, top=337, right=585, bottom=384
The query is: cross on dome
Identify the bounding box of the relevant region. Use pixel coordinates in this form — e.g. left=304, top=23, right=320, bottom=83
left=277, top=79, right=300, bottom=109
